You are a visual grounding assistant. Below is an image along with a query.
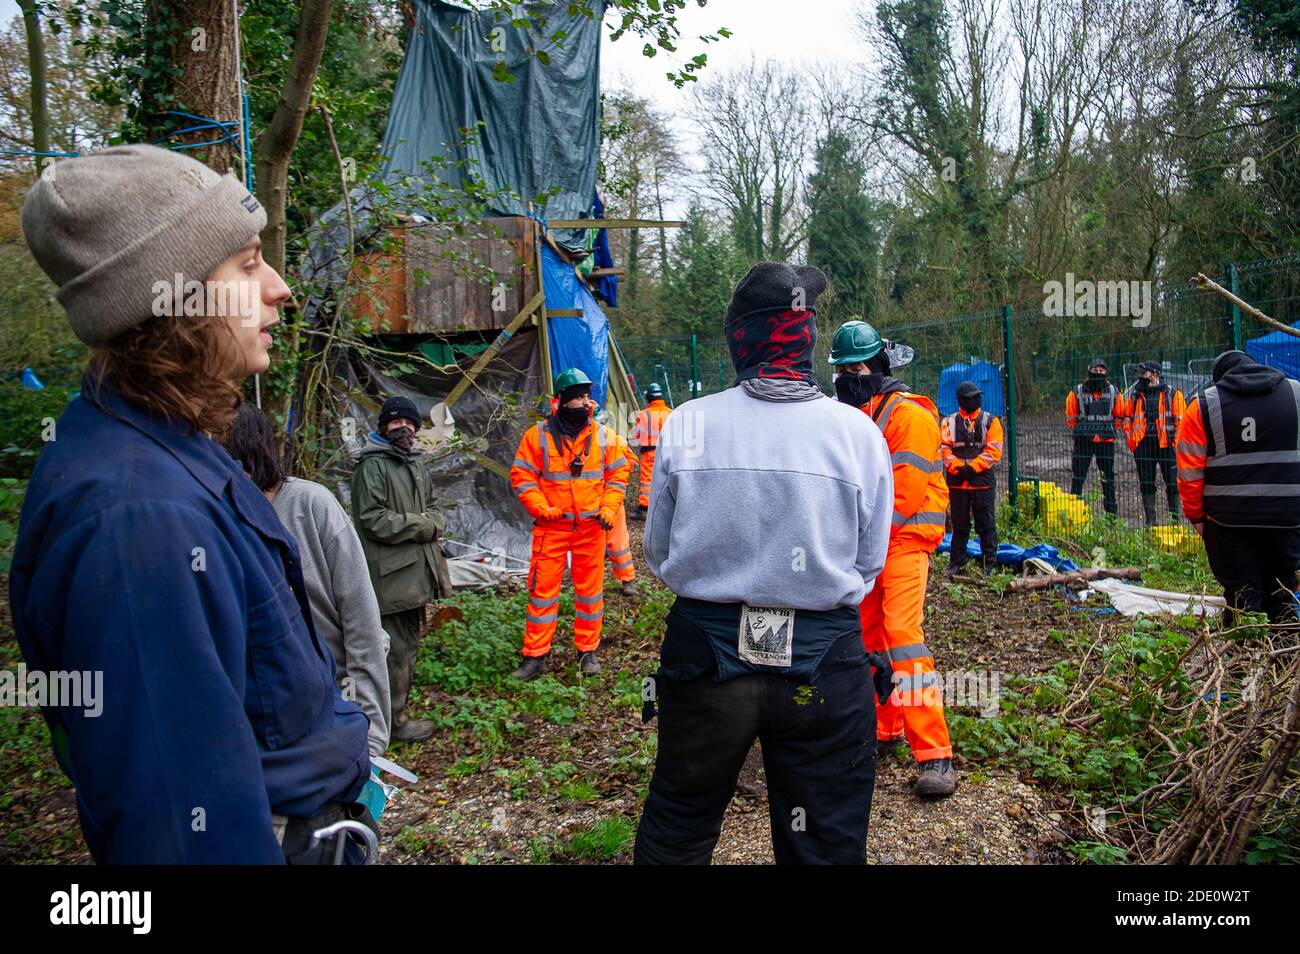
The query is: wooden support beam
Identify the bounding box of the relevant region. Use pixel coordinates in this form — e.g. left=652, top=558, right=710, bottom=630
left=546, top=308, right=583, bottom=317
left=548, top=218, right=686, bottom=230
left=588, top=267, right=625, bottom=277
left=443, top=290, right=545, bottom=410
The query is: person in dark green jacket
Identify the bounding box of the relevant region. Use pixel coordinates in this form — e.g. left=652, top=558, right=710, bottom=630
left=351, top=396, right=453, bottom=742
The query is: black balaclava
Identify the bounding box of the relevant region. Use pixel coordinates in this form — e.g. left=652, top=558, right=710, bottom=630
left=835, top=351, right=893, bottom=406
left=386, top=423, right=416, bottom=454
left=1086, top=359, right=1108, bottom=390
left=957, top=381, right=982, bottom=413
left=724, top=262, right=827, bottom=384
left=556, top=385, right=592, bottom=438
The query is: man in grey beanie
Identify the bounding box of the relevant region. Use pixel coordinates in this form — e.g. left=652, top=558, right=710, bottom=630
left=10, top=145, right=377, bottom=863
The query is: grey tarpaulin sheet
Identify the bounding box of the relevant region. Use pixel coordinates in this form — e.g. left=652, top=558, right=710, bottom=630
left=380, top=0, right=604, bottom=250
left=337, top=327, right=546, bottom=567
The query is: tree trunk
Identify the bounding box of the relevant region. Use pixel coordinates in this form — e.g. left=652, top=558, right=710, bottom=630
left=16, top=0, right=48, bottom=177
left=254, top=0, right=335, bottom=280
left=147, top=1, right=242, bottom=174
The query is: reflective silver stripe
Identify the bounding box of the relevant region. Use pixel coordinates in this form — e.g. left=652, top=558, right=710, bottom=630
left=578, top=509, right=600, bottom=519
left=513, top=457, right=539, bottom=473
left=1204, top=484, right=1300, bottom=497
left=1177, top=440, right=1206, bottom=457
left=528, top=594, right=560, bottom=608
left=889, top=643, right=932, bottom=662
left=1178, top=467, right=1204, bottom=482
left=607, top=481, right=627, bottom=493
left=893, top=510, right=947, bottom=527
left=537, top=423, right=549, bottom=473
left=1204, top=386, right=1227, bottom=459
left=894, top=671, right=939, bottom=692
left=526, top=610, right=558, bottom=625
left=609, top=547, right=631, bottom=558
left=986, top=441, right=1004, bottom=449
left=1207, top=450, right=1300, bottom=467
left=875, top=394, right=901, bottom=432
left=605, top=456, right=627, bottom=471
left=516, top=481, right=539, bottom=492
left=574, top=608, right=604, bottom=621
left=573, top=593, right=604, bottom=608
left=561, top=512, right=576, bottom=519
left=892, top=450, right=935, bottom=471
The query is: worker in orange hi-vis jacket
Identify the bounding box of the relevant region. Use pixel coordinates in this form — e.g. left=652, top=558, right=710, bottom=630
left=1177, top=350, right=1300, bottom=625
left=830, top=319, right=956, bottom=799
left=629, top=383, right=671, bottom=520
left=1065, top=357, right=1127, bottom=514
left=509, top=368, right=631, bottom=681
left=593, top=406, right=639, bottom=598
left=940, top=381, right=1004, bottom=574
left=1126, top=361, right=1187, bottom=525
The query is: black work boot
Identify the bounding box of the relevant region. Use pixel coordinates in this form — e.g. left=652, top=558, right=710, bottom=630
left=945, top=561, right=966, bottom=578
left=620, top=580, right=639, bottom=598
left=512, top=653, right=549, bottom=682
left=631, top=505, right=647, bottom=522
left=915, top=758, right=957, bottom=798
left=578, top=651, right=602, bottom=675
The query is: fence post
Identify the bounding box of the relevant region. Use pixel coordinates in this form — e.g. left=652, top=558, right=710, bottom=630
left=690, top=334, right=700, bottom=400
left=1002, top=305, right=1019, bottom=523
left=1227, top=262, right=1243, bottom=351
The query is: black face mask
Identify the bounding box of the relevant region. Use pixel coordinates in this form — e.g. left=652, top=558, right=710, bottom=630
left=386, top=425, right=415, bottom=453
left=835, top=372, right=880, bottom=407
left=1087, top=372, right=1107, bottom=389
left=557, top=404, right=589, bottom=437
left=958, top=395, right=982, bottom=413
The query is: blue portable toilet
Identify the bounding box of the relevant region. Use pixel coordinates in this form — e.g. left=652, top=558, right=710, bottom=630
left=936, top=360, right=1005, bottom=417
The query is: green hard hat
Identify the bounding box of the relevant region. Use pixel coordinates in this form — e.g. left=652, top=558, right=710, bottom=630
left=645, top=383, right=664, bottom=399
left=828, top=319, right=884, bottom=366
left=554, top=367, right=593, bottom=392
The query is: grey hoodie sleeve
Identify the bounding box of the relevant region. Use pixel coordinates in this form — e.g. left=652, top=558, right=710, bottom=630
left=856, top=420, right=894, bottom=591
left=643, top=416, right=676, bottom=580
left=320, top=499, right=392, bottom=756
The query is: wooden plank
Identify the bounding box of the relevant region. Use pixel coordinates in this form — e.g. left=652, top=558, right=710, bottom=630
left=549, top=218, right=685, bottom=229
left=546, top=308, right=582, bottom=317
left=444, top=291, right=546, bottom=409
left=588, top=267, right=625, bottom=277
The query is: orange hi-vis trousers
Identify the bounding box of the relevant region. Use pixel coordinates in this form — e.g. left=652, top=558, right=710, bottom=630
left=606, top=505, right=635, bottom=583
left=524, top=518, right=607, bottom=657
left=638, top=448, right=656, bottom=509
left=859, top=546, right=952, bottom=762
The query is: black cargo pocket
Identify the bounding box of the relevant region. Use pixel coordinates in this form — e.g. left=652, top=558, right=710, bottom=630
left=246, top=579, right=324, bottom=750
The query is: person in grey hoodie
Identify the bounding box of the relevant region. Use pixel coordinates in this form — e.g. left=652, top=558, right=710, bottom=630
left=224, top=404, right=392, bottom=756
left=634, top=262, right=895, bottom=865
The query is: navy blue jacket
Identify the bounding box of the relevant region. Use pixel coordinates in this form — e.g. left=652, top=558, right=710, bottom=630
left=8, top=376, right=370, bottom=863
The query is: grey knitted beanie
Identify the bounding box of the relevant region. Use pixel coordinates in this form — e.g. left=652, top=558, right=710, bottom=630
left=20, top=144, right=267, bottom=346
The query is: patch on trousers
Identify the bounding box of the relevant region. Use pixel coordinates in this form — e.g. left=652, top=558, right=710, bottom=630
left=738, top=605, right=794, bottom=668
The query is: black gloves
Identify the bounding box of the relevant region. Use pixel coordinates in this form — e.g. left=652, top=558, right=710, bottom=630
left=866, top=651, right=897, bottom=705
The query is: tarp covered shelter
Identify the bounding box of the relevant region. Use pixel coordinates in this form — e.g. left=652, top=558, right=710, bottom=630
left=936, top=360, right=1006, bottom=417
left=302, top=0, right=636, bottom=568
left=1246, top=322, right=1300, bottom=379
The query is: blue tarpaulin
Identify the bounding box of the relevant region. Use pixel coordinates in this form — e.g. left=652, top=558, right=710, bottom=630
left=542, top=244, right=609, bottom=406
left=20, top=367, right=43, bottom=390
left=1246, top=321, right=1300, bottom=380
left=937, top=534, right=1081, bottom=572
left=936, top=360, right=1005, bottom=417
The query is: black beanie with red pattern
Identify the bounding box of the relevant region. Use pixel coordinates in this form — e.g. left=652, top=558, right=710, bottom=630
left=723, top=262, right=827, bottom=384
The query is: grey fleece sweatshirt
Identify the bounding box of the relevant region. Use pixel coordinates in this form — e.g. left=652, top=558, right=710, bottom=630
left=272, top=477, right=391, bottom=756
left=644, top=385, right=894, bottom=609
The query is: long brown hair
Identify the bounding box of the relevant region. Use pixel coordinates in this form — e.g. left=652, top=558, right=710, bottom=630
left=86, top=309, right=243, bottom=438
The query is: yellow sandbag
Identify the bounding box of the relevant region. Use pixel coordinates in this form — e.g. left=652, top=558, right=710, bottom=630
left=1150, top=524, right=1200, bottom=556
left=1042, top=492, right=1091, bottom=532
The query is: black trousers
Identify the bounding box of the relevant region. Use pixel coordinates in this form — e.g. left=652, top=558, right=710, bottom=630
left=950, top=487, right=997, bottom=569
left=1134, top=436, right=1178, bottom=511
left=1070, top=436, right=1117, bottom=514
left=1204, top=523, right=1300, bottom=624
left=634, top=636, right=876, bottom=865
